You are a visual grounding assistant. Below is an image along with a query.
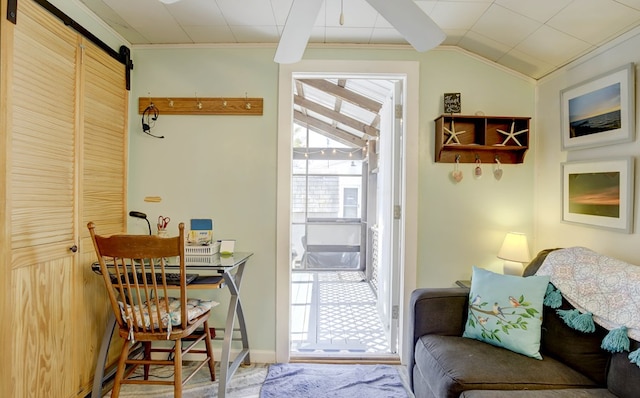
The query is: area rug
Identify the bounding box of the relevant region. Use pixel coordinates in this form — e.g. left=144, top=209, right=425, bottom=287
left=259, top=363, right=412, bottom=398
left=104, top=362, right=267, bottom=397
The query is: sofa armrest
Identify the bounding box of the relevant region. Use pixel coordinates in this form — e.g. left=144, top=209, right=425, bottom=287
left=407, top=287, right=469, bottom=388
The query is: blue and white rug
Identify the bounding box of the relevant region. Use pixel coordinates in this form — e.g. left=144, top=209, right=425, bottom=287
left=105, top=362, right=413, bottom=397
left=260, top=363, right=412, bottom=398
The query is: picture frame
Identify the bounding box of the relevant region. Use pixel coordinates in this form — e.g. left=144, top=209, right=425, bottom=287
left=561, top=157, right=634, bottom=233
left=443, top=93, right=461, bottom=113
left=560, top=63, right=635, bottom=151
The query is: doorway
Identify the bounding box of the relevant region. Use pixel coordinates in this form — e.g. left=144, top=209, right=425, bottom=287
left=289, top=80, right=386, bottom=356
left=276, top=60, right=420, bottom=364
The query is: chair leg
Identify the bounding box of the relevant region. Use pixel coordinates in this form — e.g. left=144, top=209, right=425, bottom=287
left=143, top=342, right=152, bottom=380
left=174, top=338, right=182, bottom=398
left=204, top=321, right=216, bottom=381
left=111, top=340, right=131, bottom=398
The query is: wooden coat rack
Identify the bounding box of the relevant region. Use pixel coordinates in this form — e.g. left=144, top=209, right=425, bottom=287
left=138, top=97, right=263, bottom=115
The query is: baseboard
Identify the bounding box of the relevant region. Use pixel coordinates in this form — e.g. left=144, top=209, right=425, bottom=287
left=180, top=348, right=276, bottom=364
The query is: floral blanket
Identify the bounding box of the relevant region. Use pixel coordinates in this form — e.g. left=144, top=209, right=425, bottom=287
left=536, top=246, right=640, bottom=341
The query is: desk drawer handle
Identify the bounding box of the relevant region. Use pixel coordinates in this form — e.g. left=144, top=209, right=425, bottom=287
left=69, top=245, right=78, bottom=253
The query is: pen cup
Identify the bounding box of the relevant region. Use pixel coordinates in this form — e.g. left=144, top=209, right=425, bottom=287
left=157, top=230, right=168, bottom=238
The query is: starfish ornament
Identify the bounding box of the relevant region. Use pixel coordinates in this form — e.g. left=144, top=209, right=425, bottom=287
left=496, top=122, right=528, bottom=146
left=444, top=120, right=466, bottom=145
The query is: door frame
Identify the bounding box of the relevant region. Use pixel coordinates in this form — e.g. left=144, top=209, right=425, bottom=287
left=276, top=60, right=419, bottom=364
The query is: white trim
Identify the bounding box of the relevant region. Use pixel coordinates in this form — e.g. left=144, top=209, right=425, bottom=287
left=67, top=0, right=130, bottom=45
left=276, top=60, right=419, bottom=364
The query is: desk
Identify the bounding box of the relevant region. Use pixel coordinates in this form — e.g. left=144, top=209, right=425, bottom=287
left=91, top=252, right=253, bottom=398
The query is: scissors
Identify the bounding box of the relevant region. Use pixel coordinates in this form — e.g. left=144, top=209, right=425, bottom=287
left=158, top=216, right=170, bottom=230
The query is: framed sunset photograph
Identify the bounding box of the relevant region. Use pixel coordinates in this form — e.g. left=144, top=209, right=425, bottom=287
left=560, top=63, right=635, bottom=150
left=562, top=158, right=634, bottom=233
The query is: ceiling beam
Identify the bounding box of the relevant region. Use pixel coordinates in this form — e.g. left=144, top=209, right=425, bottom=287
left=298, top=79, right=383, bottom=113
left=294, top=95, right=379, bottom=138
left=294, top=110, right=367, bottom=148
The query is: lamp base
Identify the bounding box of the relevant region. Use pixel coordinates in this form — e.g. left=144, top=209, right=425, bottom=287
left=503, top=260, right=524, bottom=276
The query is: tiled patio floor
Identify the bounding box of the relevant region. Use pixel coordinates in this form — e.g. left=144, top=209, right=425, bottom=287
left=290, top=271, right=391, bottom=355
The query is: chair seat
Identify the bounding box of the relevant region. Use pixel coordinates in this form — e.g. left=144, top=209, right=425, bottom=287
left=119, top=297, right=219, bottom=329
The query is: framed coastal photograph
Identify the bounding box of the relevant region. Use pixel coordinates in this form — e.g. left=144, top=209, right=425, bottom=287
left=560, top=63, right=635, bottom=151
left=562, top=157, right=634, bottom=233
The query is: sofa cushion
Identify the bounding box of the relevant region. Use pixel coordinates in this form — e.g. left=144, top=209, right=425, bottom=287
left=463, top=266, right=549, bottom=359
left=540, top=297, right=610, bottom=385
left=607, top=340, right=640, bottom=398
left=414, top=335, right=599, bottom=398
left=523, top=248, right=560, bottom=277
left=460, top=389, right=615, bottom=397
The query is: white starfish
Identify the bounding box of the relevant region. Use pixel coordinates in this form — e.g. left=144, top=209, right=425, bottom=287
left=497, top=122, right=528, bottom=146
left=444, top=120, right=466, bottom=145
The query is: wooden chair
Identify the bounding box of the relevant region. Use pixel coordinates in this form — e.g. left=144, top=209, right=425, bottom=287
left=88, top=222, right=216, bottom=398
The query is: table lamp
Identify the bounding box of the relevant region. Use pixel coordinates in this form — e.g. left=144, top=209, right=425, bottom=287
left=129, top=211, right=152, bottom=235
left=497, top=232, right=530, bottom=276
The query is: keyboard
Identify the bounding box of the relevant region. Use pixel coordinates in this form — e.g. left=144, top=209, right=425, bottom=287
left=118, top=272, right=199, bottom=285
left=146, top=272, right=199, bottom=285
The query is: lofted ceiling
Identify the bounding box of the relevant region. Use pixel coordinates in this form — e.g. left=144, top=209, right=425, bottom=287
left=79, top=0, right=640, bottom=80
left=292, top=78, right=393, bottom=150
left=75, top=0, right=640, bottom=151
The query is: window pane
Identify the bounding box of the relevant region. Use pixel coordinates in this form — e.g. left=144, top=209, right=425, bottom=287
left=307, top=159, right=362, bottom=175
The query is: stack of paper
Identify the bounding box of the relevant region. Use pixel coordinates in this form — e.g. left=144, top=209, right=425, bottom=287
left=188, top=219, right=213, bottom=245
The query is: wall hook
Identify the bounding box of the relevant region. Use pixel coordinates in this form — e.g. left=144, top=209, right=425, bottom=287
left=474, top=156, right=482, bottom=178
left=245, top=92, right=251, bottom=110
left=167, top=98, right=174, bottom=107
left=451, top=154, right=463, bottom=183
left=494, top=156, right=503, bottom=180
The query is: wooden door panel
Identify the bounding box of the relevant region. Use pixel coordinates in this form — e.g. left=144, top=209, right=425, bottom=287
left=10, top=1, right=78, bottom=396
left=11, top=0, right=78, bottom=269
left=13, top=257, right=74, bottom=397
left=76, top=38, right=128, bottom=393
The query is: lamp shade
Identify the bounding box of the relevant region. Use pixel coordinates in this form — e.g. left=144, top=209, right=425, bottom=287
left=497, top=232, right=530, bottom=263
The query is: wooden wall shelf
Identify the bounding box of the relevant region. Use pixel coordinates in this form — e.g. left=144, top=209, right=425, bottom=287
left=138, top=97, right=263, bottom=115
left=435, top=115, right=530, bottom=164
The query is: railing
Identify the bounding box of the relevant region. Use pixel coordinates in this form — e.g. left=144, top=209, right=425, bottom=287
left=369, top=225, right=379, bottom=296
left=293, top=219, right=365, bottom=271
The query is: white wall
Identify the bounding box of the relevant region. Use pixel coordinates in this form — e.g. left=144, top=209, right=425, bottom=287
left=535, top=29, right=640, bottom=265
left=128, top=45, right=535, bottom=359
left=129, top=47, right=280, bottom=360
left=416, top=49, right=536, bottom=286
left=33, top=0, right=640, bottom=365
left=40, top=0, right=538, bottom=360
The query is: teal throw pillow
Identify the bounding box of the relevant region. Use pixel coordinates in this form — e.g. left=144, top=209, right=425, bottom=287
left=462, top=266, right=550, bottom=359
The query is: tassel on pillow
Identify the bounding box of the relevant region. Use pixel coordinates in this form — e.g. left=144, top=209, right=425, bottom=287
left=601, top=326, right=630, bottom=353
left=543, top=284, right=562, bottom=309
left=629, top=348, right=640, bottom=368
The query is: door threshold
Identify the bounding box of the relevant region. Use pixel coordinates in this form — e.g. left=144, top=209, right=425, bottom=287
left=290, top=353, right=400, bottom=364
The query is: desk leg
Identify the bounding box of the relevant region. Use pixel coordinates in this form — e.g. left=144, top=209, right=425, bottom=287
left=92, top=311, right=116, bottom=398
left=218, top=261, right=250, bottom=398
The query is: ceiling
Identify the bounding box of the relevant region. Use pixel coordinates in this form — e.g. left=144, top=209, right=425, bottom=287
left=79, top=0, right=640, bottom=80
left=292, top=78, right=393, bottom=150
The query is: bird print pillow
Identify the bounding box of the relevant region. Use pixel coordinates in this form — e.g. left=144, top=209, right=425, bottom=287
left=462, top=266, right=550, bottom=359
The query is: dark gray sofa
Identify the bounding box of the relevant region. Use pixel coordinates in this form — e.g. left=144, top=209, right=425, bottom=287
left=408, top=249, right=640, bottom=398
